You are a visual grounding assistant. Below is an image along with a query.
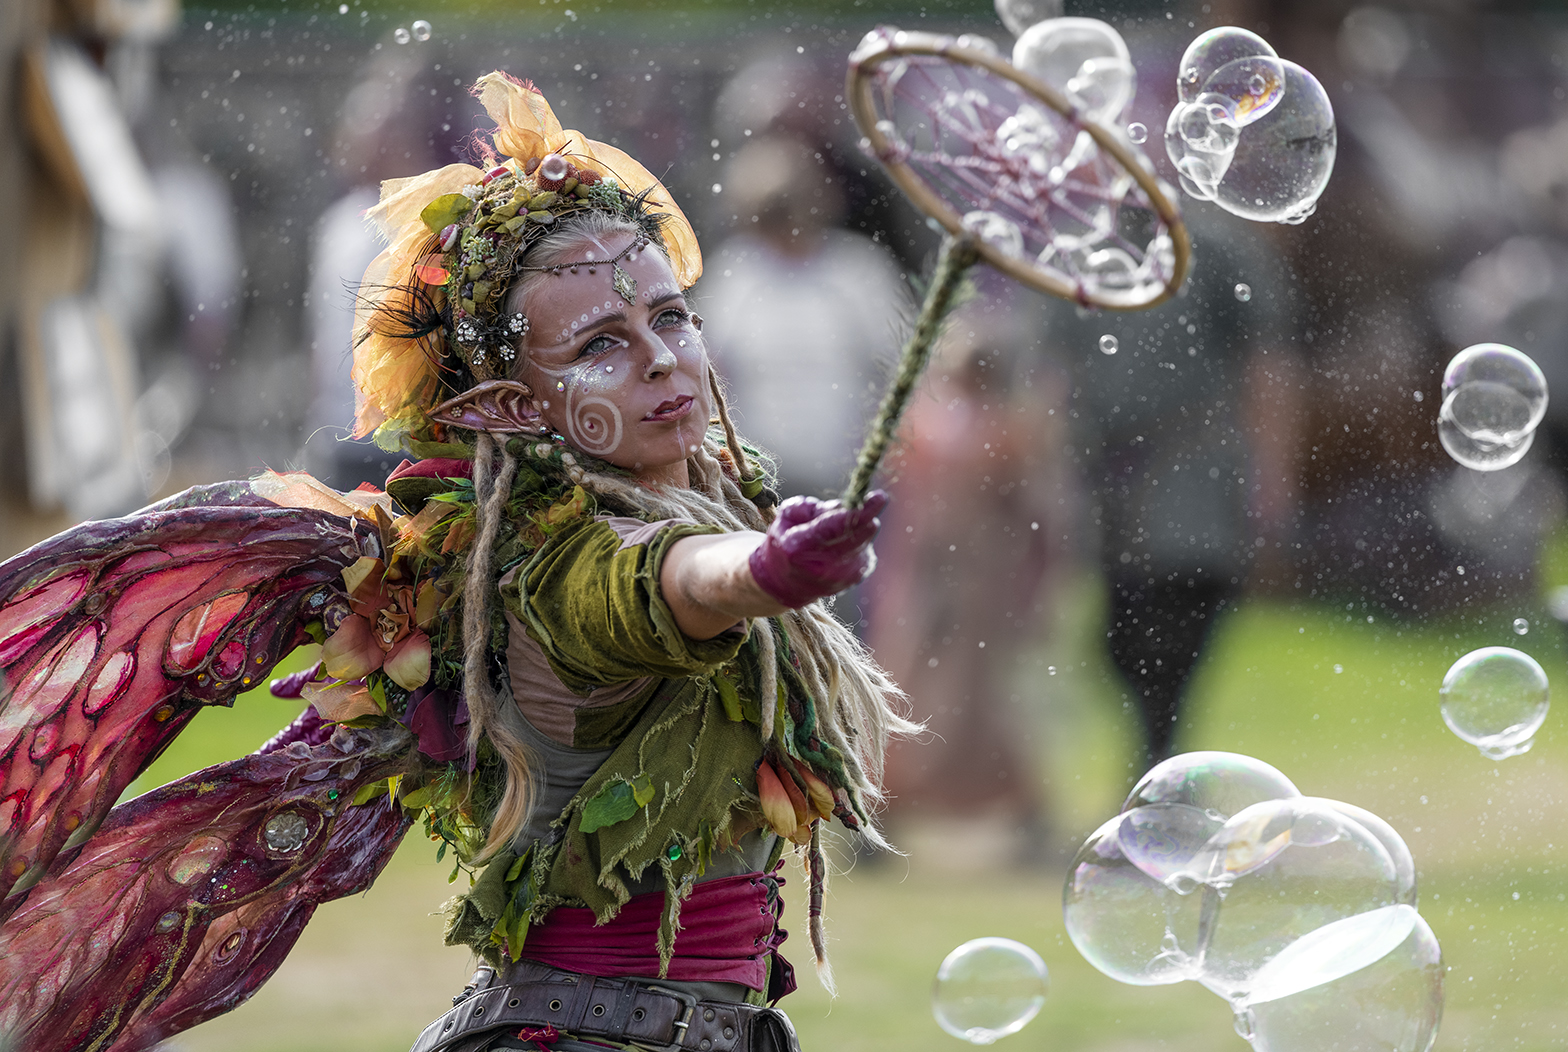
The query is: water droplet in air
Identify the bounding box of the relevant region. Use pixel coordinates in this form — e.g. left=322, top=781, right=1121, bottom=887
left=1514, top=618, right=1529, bottom=635
left=411, top=19, right=432, bottom=41
left=1099, top=334, right=1119, bottom=355
left=1440, top=646, right=1550, bottom=760
left=1234, top=282, right=1252, bottom=301
left=393, top=26, right=411, bottom=44
left=932, top=937, right=1050, bottom=1044
left=1127, top=121, right=1148, bottom=143
left=1333, top=664, right=1344, bottom=674
left=1047, top=665, right=1057, bottom=675
left=338, top=3, right=347, bottom=11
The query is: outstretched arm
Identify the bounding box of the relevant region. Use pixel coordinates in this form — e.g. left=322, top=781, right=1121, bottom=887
left=660, top=491, right=889, bottom=640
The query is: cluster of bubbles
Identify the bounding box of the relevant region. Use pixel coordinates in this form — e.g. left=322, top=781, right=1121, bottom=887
left=1164, top=28, right=1336, bottom=224
left=1436, top=343, right=1548, bottom=471
left=931, top=937, right=1051, bottom=1044
left=970, top=0, right=1175, bottom=302
left=1439, top=646, right=1551, bottom=760
left=1064, top=752, right=1444, bottom=1052
left=394, top=19, right=433, bottom=44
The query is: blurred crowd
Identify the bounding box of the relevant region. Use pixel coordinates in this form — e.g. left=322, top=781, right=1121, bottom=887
left=4, top=0, right=1568, bottom=858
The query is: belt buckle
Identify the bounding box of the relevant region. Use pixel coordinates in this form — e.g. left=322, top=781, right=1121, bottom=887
left=642, top=985, right=699, bottom=1052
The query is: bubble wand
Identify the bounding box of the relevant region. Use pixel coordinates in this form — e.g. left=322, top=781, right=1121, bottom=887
left=839, top=27, right=1191, bottom=506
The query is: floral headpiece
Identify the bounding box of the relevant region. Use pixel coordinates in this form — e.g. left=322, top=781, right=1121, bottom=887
left=351, top=72, right=702, bottom=451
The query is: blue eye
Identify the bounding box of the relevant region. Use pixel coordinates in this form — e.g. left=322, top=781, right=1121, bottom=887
left=578, top=334, right=617, bottom=359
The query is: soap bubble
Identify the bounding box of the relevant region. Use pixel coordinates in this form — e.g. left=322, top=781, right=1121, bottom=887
left=410, top=18, right=432, bottom=41
left=1240, top=906, right=1443, bottom=1052
left=1099, top=334, right=1119, bottom=355
left=393, top=25, right=411, bottom=44
left=1209, top=61, right=1336, bottom=223
left=1437, top=343, right=1548, bottom=471
left=1063, top=813, right=1208, bottom=985
left=1198, top=56, right=1288, bottom=127
left=1127, top=121, right=1147, bottom=143
left=1317, top=800, right=1417, bottom=907
left=1235, top=282, right=1252, bottom=301
left=994, top=0, right=1065, bottom=38
left=963, top=211, right=1025, bottom=258
left=1123, top=750, right=1299, bottom=820
left=1514, top=618, right=1530, bottom=635
left=1012, top=18, right=1136, bottom=125
left=1164, top=93, right=1241, bottom=199
left=1119, top=802, right=1225, bottom=885
left=1178, top=26, right=1278, bottom=105
left=1187, top=798, right=1403, bottom=1003
left=932, top=937, right=1050, bottom=1044
left=1437, top=415, right=1533, bottom=470
left=1439, top=646, right=1550, bottom=760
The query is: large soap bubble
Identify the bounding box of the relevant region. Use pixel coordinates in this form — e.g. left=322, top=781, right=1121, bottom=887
left=1437, top=343, right=1548, bottom=471
left=932, top=937, right=1050, bottom=1044
left=1240, top=907, right=1444, bottom=1052
left=1012, top=18, right=1136, bottom=125
left=1439, top=646, right=1551, bottom=759
left=1063, top=812, right=1208, bottom=985
left=1166, top=29, right=1336, bottom=223
left=1319, top=799, right=1417, bottom=907
left=1209, top=61, right=1336, bottom=223
left=1123, top=750, right=1300, bottom=819
left=1183, top=798, right=1402, bottom=1003
left=994, top=0, right=1064, bottom=38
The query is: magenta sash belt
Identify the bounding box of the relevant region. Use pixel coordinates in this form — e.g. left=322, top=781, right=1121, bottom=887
left=518, top=870, right=794, bottom=994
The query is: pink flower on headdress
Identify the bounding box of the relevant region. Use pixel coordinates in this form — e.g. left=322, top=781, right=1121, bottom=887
left=320, top=557, right=436, bottom=692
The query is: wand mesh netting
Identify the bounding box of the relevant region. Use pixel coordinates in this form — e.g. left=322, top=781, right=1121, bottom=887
left=850, top=28, right=1186, bottom=310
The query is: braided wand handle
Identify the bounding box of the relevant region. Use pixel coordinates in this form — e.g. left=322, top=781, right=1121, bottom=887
left=842, top=232, right=981, bottom=507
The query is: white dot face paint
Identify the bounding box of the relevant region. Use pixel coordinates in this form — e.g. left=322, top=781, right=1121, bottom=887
left=518, top=234, right=711, bottom=484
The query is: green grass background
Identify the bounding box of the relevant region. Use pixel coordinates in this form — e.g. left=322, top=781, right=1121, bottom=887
left=136, top=560, right=1568, bottom=1052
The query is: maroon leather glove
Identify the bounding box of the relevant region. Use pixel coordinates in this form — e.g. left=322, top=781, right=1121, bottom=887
left=747, top=490, right=890, bottom=608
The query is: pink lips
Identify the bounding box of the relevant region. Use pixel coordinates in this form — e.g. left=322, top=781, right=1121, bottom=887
left=644, top=395, right=693, bottom=422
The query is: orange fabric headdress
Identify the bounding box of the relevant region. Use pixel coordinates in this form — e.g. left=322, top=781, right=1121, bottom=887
left=351, top=72, right=702, bottom=448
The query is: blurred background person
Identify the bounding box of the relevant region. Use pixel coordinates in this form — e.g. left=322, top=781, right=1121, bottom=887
left=300, top=48, right=457, bottom=491
left=866, top=292, right=1064, bottom=862
left=1042, top=209, right=1291, bottom=769
left=1, top=0, right=178, bottom=553
left=701, top=132, right=908, bottom=501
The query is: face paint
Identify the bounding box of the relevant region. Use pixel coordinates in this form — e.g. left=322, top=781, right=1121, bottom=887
left=518, top=234, right=711, bottom=482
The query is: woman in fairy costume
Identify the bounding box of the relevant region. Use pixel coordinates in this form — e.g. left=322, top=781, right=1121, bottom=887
left=356, top=71, right=911, bottom=1051
left=0, top=71, right=910, bottom=1052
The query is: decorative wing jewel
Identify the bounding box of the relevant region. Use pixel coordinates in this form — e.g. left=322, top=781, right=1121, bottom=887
left=0, top=484, right=381, bottom=914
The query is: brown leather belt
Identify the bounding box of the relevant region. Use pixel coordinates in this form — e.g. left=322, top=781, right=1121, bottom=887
left=410, top=967, right=799, bottom=1052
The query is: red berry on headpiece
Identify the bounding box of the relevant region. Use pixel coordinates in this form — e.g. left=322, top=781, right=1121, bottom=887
left=482, top=164, right=510, bottom=184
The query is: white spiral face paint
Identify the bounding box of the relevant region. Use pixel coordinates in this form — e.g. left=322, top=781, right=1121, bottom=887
left=517, top=234, right=711, bottom=484
left=527, top=356, right=627, bottom=457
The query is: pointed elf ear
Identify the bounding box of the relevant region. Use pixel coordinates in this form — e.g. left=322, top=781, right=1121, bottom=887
left=428, top=380, right=541, bottom=434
